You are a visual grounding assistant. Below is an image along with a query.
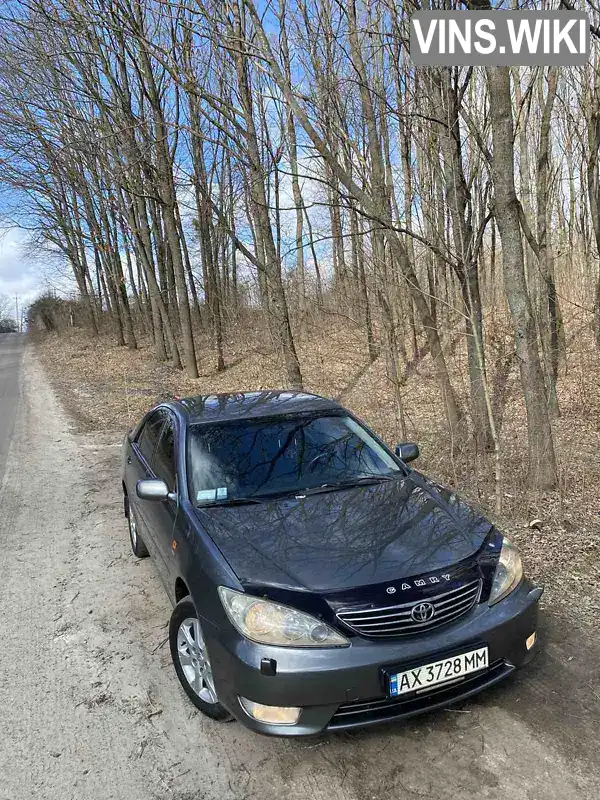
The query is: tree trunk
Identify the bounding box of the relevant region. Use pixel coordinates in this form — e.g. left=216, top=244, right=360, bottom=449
left=586, top=69, right=600, bottom=348
left=486, top=65, right=557, bottom=490
left=230, top=0, right=303, bottom=388
left=536, top=67, right=561, bottom=417
left=432, top=68, right=492, bottom=449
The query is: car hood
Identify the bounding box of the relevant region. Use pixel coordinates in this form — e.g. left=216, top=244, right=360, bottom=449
left=195, top=473, right=493, bottom=593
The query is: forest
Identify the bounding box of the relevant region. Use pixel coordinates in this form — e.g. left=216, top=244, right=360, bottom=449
left=1, top=0, right=600, bottom=502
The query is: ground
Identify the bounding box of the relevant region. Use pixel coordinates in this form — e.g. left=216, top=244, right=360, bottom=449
left=34, top=315, right=600, bottom=622
left=0, top=332, right=599, bottom=799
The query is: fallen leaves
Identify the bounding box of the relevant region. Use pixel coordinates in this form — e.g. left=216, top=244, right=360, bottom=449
left=34, top=312, right=600, bottom=624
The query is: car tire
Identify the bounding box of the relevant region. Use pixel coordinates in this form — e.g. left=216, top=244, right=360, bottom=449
left=126, top=498, right=149, bottom=558
left=169, top=597, right=233, bottom=722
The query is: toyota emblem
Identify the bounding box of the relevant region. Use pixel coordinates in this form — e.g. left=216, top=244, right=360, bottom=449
left=410, top=601, right=435, bottom=623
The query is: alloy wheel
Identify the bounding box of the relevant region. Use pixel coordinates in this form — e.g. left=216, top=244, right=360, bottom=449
left=176, top=617, right=218, bottom=705
left=129, top=511, right=138, bottom=548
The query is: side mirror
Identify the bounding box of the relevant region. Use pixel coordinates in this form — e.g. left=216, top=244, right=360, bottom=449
left=137, top=479, right=170, bottom=501
left=395, top=443, right=420, bottom=463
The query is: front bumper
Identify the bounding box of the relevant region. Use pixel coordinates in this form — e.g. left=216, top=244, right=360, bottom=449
left=204, top=580, right=542, bottom=736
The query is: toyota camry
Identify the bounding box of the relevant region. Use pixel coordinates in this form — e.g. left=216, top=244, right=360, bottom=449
left=121, top=390, right=542, bottom=736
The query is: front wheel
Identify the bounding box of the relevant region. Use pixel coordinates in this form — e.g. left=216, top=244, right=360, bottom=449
left=169, top=597, right=233, bottom=722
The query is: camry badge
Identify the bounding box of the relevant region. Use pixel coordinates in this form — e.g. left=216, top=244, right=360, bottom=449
left=411, top=602, right=435, bottom=623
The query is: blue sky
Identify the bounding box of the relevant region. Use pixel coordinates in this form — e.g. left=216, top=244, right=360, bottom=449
left=0, top=229, right=41, bottom=309
left=0, top=228, right=74, bottom=315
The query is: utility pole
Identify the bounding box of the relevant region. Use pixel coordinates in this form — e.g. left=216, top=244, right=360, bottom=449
left=15, top=295, right=19, bottom=333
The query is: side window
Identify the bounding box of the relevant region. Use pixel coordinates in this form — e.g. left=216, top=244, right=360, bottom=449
left=154, top=416, right=176, bottom=491
left=136, top=412, right=164, bottom=466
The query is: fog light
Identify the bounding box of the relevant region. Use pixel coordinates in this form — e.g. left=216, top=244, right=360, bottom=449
left=239, top=697, right=300, bottom=725
left=526, top=632, right=537, bottom=650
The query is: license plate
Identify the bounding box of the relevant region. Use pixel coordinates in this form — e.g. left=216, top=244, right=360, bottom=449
left=388, top=647, right=489, bottom=697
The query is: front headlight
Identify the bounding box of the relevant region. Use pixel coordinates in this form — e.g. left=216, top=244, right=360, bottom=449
left=218, top=587, right=349, bottom=647
left=489, top=537, right=523, bottom=605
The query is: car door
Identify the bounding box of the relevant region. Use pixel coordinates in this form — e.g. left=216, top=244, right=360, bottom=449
left=128, top=410, right=164, bottom=560
left=147, top=410, right=180, bottom=596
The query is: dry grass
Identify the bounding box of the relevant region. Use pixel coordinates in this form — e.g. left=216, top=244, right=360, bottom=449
left=34, top=308, right=600, bottom=622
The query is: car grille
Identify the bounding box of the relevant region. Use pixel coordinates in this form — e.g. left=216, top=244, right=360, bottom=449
left=336, top=579, right=482, bottom=638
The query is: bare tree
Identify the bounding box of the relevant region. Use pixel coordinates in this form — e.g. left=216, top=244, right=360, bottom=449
left=6, top=0, right=600, bottom=495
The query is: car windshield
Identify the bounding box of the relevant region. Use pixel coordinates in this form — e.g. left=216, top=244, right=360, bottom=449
left=187, top=413, right=401, bottom=505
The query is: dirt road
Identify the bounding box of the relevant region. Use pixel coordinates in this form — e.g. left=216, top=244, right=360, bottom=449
left=1, top=342, right=599, bottom=800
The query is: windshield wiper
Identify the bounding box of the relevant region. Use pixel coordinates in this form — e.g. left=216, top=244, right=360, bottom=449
left=297, top=475, right=397, bottom=496
left=196, top=496, right=265, bottom=508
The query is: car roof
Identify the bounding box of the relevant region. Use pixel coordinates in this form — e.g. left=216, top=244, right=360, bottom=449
left=174, top=390, right=343, bottom=425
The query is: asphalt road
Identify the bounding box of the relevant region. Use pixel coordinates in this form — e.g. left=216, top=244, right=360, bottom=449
left=0, top=333, right=25, bottom=486
left=0, top=338, right=599, bottom=800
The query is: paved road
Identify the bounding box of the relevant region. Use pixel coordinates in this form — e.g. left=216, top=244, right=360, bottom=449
left=0, top=333, right=25, bottom=485
left=0, top=341, right=599, bottom=800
